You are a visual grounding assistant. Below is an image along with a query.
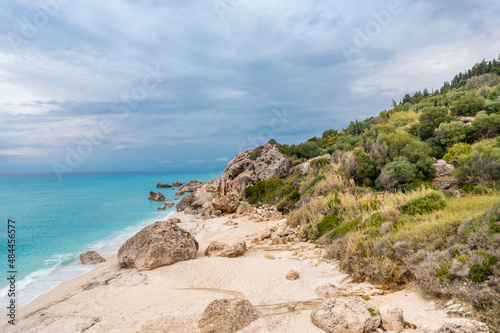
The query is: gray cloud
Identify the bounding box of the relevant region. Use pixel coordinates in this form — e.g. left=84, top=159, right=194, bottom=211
left=1, top=0, right=499, bottom=172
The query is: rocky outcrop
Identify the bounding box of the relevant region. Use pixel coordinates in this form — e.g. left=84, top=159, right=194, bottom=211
left=379, top=306, right=405, bottom=332
left=205, top=241, right=246, bottom=258
left=79, top=251, right=106, bottom=265
left=310, top=297, right=381, bottom=333
left=177, top=181, right=217, bottom=216
left=117, top=219, right=198, bottom=271
left=218, top=142, right=290, bottom=199
left=436, top=319, right=489, bottom=333
left=172, top=180, right=183, bottom=187
left=291, top=154, right=332, bottom=174
left=212, top=196, right=239, bottom=214
left=178, top=180, right=205, bottom=193
left=148, top=191, right=165, bottom=201
left=433, top=177, right=458, bottom=190
left=435, top=160, right=455, bottom=177
left=198, top=298, right=259, bottom=333
left=156, top=182, right=172, bottom=188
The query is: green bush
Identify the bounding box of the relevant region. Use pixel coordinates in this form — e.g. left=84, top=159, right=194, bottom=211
left=332, top=216, right=362, bottom=237
left=400, top=191, right=446, bottom=215
left=470, top=113, right=500, bottom=138
left=436, top=263, right=454, bottom=282
left=417, top=107, right=452, bottom=141
left=317, top=214, right=340, bottom=237
left=470, top=252, right=498, bottom=283
left=450, top=91, right=485, bottom=116
left=285, top=190, right=301, bottom=202
left=248, top=146, right=263, bottom=160
left=443, top=142, right=472, bottom=163
left=245, top=178, right=285, bottom=204
left=435, top=121, right=466, bottom=147
left=376, top=157, right=416, bottom=190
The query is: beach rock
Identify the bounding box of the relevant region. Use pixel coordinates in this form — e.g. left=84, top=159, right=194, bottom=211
left=157, top=205, right=166, bottom=210
left=148, top=191, right=165, bottom=201
left=172, top=180, right=183, bottom=187
left=198, top=298, right=259, bottom=333
left=218, top=142, right=290, bottom=199
left=79, top=251, right=106, bottom=265
left=379, top=306, right=405, bottom=332
left=205, top=241, right=247, bottom=258
left=436, top=319, right=489, bottom=333
left=434, top=160, right=455, bottom=177
left=176, top=182, right=217, bottom=216
left=118, top=219, right=198, bottom=271
left=310, top=297, right=381, bottom=333
left=177, top=180, right=205, bottom=193
left=286, top=270, right=300, bottom=280
left=165, top=201, right=175, bottom=207
left=314, top=284, right=343, bottom=300
left=156, top=182, right=172, bottom=188
left=212, top=196, right=239, bottom=214
left=175, top=190, right=185, bottom=196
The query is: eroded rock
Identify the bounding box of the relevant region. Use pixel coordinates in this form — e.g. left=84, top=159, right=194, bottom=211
left=80, top=251, right=106, bottom=265
left=198, top=298, right=259, bottom=333
left=118, top=219, right=198, bottom=270
left=205, top=241, right=246, bottom=258
left=148, top=191, right=165, bottom=201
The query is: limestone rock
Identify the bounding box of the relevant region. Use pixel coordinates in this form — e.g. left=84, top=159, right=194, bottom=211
left=176, top=182, right=217, bottom=215
left=379, top=306, right=405, bottom=333
left=165, top=201, right=175, bottom=208
left=310, top=297, right=381, bottom=333
left=172, top=180, right=183, bottom=187
left=314, top=284, right=343, bottom=300
left=118, top=219, right=198, bottom=270
left=177, top=180, right=205, bottom=193
left=175, top=190, right=185, bottom=196
left=433, top=176, right=458, bottom=190
left=436, top=319, right=489, bottom=333
left=148, top=191, right=165, bottom=201
left=79, top=251, right=106, bottom=265
left=286, top=270, right=300, bottom=280
left=156, top=182, right=172, bottom=188
left=212, top=196, right=239, bottom=214
left=291, top=154, right=332, bottom=174
left=205, top=241, right=246, bottom=258
left=157, top=205, right=166, bottom=210
left=434, top=160, right=455, bottom=177
left=168, top=218, right=181, bottom=224
left=198, top=298, right=259, bottom=333
left=218, top=142, right=290, bottom=199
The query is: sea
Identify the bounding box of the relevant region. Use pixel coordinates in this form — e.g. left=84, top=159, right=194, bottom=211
left=0, top=171, right=220, bottom=307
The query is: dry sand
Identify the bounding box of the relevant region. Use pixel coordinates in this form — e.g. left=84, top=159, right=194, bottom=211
left=1, top=213, right=467, bottom=332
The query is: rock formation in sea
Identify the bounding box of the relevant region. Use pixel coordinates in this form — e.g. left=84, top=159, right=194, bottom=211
left=172, top=180, right=183, bottom=187
left=148, top=191, right=165, bottom=201
left=156, top=182, right=172, bottom=188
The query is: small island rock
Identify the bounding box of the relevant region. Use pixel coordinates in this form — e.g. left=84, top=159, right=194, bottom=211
left=148, top=191, right=165, bottom=201
left=156, top=182, right=172, bottom=188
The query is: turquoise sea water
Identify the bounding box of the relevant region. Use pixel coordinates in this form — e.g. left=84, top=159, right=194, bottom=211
left=0, top=171, right=219, bottom=306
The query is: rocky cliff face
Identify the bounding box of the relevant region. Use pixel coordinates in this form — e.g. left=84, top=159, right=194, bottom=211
left=177, top=142, right=290, bottom=216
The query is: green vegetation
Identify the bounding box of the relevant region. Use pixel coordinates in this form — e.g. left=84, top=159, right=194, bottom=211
left=243, top=56, right=500, bottom=331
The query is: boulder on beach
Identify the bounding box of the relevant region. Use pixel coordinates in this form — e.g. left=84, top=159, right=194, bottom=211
left=205, top=241, right=247, bottom=258
left=117, top=219, right=199, bottom=271
left=379, top=306, right=405, bottom=332
left=286, top=270, right=300, bottom=280
left=148, top=191, right=165, bottom=201
left=156, top=182, right=172, bottom=188
left=198, top=298, right=259, bottom=333
left=310, top=297, right=381, bottom=333
left=172, top=180, right=183, bottom=187
left=79, top=251, right=106, bottom=265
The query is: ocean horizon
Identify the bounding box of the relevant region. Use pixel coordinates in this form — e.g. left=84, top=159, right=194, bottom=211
left=0, top=171, right=220, bottom=307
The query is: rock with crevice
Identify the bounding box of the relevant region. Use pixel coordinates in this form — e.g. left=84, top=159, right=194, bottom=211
left=118, top=219, right=198, bottom=271
left=379, top=306, right=405, bottom=333
left=310, top=297, right=381, bottom=333
left=198, top=298, right=259, bottom=333
left=80, top=251, right=106, bottom=265
left=205, top=241, right=247, bottom=258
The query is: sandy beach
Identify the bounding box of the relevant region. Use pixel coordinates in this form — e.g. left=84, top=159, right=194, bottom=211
left=2, top=212, right=471, bottom=333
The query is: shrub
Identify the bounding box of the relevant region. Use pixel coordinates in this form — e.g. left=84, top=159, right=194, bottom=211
left=470, top=252, right=498, bottom=283
left=466, top=73, right=500, bottom=90
left=245, top=178, right=284, bottom=204
left=317, top=214, right=340, bottom=237
left=400, top=191, right=446, bottom=215
left=417, top=107, right=452, bottom=141
left=376, top=157, right=416, bottom=190
left=332, top=216, right=362, bottom=237
left=248, top=146, right=263, bottom=160
left=450, top=91, right=485, bottom=116
left=443, top=143, right=472, bottom=163
left=435, top=121, right=466, bottom=147
left=470, top=113, right=500, bottom=139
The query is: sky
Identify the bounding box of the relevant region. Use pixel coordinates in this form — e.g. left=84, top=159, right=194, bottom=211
left=1, top=0, right=500, bottom=173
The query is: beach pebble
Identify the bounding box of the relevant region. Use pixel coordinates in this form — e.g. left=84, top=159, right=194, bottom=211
left=265, top=254, right=275, bottom=260
left=286, top=270, right=300, bottom=280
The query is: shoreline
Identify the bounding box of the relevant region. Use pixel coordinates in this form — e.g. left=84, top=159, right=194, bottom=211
left=1, top=211, right=476, bottom=332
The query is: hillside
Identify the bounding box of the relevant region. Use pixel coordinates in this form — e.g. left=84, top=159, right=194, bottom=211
left=244, top=56, right=500, bottom=331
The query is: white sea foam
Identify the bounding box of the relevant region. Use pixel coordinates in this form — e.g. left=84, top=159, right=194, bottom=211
left=0, top=210, right=176, bottom=307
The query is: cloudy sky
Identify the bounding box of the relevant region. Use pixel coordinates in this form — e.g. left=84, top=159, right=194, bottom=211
left=1, top=0, right=499, bottom=173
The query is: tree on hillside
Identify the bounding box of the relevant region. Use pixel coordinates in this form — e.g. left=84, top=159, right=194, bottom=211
left=417, top=107, right=452, bottom=141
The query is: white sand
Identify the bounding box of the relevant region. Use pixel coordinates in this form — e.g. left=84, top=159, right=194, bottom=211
left=1, top=213, right=466, bottom=332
